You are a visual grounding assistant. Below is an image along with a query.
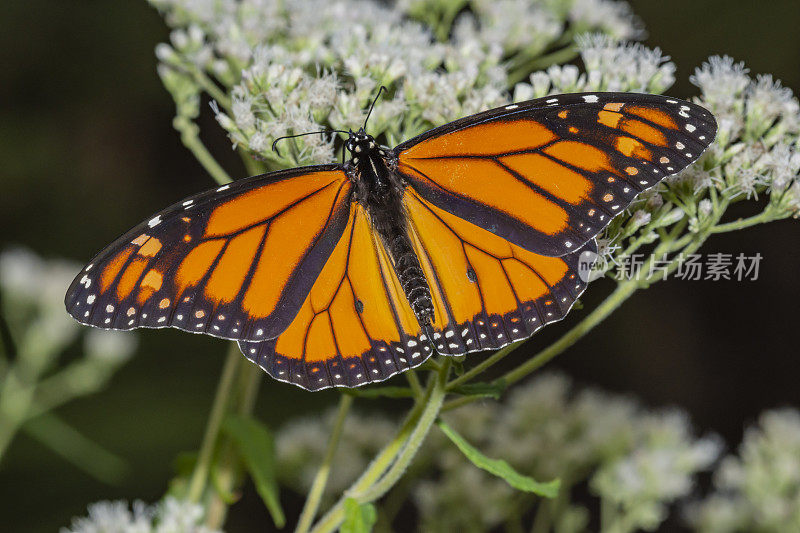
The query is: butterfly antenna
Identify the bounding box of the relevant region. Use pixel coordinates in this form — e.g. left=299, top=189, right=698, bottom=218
left=271, top=129, right=349, bottom=157
left=363, top=85, right=387, bottom=130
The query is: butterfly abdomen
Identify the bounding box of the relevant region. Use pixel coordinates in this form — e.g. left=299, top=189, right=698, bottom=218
left=388, top=231, right=434, bottom=323
left=366, top=187, right=435, bottom=325
left=351, top=137, right=436, bottom=327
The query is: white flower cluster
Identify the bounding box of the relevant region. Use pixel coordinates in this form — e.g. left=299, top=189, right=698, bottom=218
left=514, top=33, right=675, bottom=100
left=567, top=0, right=644, bottom=40
left=686, top=408, right=800, bottom=532
left=61, top=497, right=221, bottom=533
left=689, top=56, right=800, bottom=207
left=150, top=0, right=644, bottom=168
left=592, top=411, right=721, bottom=531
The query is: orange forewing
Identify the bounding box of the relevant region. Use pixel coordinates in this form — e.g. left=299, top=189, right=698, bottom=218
left=396, top=93, right=716, bottom=257
left=65, top=166, right=352, bottom=341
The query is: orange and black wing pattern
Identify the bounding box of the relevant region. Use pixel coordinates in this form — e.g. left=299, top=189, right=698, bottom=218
left=240, top=204, right=432, bottom=390
left=404, top=188, right=593, bottom=355
left=395, top=92, right=716, bottom=257
left=65, top=165, right=352, bottom=341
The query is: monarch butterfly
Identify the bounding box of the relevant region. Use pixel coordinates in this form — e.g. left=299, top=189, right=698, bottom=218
left=65, top=92, right=716, bottom=390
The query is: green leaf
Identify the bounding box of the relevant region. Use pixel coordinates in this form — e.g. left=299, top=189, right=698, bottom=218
left=450, top=380, right=507, bottom=400
left=341, top=498, right=377, bottom=533
left=437, top=420, right=560, bottom=498
left=222, top=415, right=285, bottom=528
left=342, top=386, right=415, bottom=399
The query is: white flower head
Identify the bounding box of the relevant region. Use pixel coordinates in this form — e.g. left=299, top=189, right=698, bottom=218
left=61, top=497, right=219, bottom=533
left=578, top=33, right=675, bottom=93
left=568, top=0, right=645, bottom=41
left=686, top=409, right=800, bottom=532
left=691, top=56, right=750, bottom=115
left=745, top=74, right=800, bottom=140
left=469, top=0, right=562, bottom=56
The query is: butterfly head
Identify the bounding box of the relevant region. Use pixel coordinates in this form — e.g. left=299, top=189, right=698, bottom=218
left=345, top=128, right=377, bottom=157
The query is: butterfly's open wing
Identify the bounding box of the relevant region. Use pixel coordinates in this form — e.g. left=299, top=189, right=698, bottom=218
left=240, top=203, right=432, bottom=391
left=395, top=92, right=716, bottom=257
left=404, top=188, right=593, bottom=355
left=65, top=165, right=352, bottom=341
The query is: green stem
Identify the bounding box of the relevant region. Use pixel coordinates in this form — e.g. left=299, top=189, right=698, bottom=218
left=308, top=407, right=424, bottom=533
left=236, top=362, right=263, bottom=416
left=295, top=394, right=354, bottom=533
left=173, top=115, right=233, bottom=186
left=191, top=68, right=232, bottom=109
left=198, top=152, right=273, bottom=526
left=204, top=361, right=263, bottom=528
left=530, top=481, right=569, bottom=533
left=309, top=360, right=451, bottom=533
left=405, top=370, right=423, bottom=398
left=187, top=343, right=241, bottom=502
left=710, top=208, right=780, bottom=233
left=353, top=360, right=449, bottom=503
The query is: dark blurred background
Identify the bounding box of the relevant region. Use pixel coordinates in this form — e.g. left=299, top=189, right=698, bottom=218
left=1, top=1, right=799, bottom=531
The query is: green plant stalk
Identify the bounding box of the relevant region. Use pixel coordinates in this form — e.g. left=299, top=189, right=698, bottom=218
left=375, top=450, right=433, bottom=530
left=530, top=472, right=574, bottom=533
left=439, top=279, right=635, bottom=415
left=173, top=115, right=233, bottom=186
left=498, top=249, right=688, bottom=388
left=710, top=207, right=782, bottom=233
left=0, top=373, right=30, bottom=462
left=308, top=403, right=429, bottom=532
left=205, top=360, right=264, bottom=529
left=204, top=154, right=273, bottom=523
left=175, top=145, right=266, bottom=524
left=307, top=406, right=424, bottom=533
left=187, top=343, right=241, bottom=502
left=309, top=360, right=451, bottom=533
left=354, top=360, right=450, bottom=502
left=295, top=394, right=354, bottom=533
left=405, top=369, right=423, bottom=398
left=191, top=67, right=232, bottom=109
left=503, top=282, right=635, bottom=400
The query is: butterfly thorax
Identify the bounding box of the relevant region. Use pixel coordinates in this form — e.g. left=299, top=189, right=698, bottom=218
left=345, top=129, right=435, bottom=327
